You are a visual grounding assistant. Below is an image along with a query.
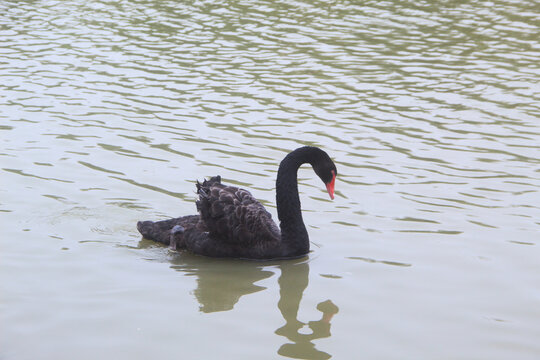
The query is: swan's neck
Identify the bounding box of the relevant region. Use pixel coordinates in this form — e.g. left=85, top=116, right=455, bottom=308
left=276, top=150, right=310, bottom=256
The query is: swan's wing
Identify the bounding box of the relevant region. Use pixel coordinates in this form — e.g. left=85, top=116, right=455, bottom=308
left=196, top=177, right=280, bottom=245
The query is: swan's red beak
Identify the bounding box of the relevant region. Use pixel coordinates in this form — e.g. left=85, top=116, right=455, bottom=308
left=325, top=171, right=336, bottom=200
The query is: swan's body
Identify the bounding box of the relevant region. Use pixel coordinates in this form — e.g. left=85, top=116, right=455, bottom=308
left=137, top=146, right=337, bottom=259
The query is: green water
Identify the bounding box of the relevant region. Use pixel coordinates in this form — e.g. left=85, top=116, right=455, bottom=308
left=1, top=0, right=539, bottom=359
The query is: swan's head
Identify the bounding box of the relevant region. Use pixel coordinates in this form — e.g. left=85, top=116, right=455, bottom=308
left=312, top=151, right=337, bottom=200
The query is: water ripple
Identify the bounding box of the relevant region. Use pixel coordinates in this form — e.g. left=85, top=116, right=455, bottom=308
left=2, top=0, right=539, bottom=237
left=2, top=1, right=540, bottom=358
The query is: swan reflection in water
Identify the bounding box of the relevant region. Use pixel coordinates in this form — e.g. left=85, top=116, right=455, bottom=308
left=169, top=253, right=338, bottom=359
left=275, top=262, right=338, bottom=360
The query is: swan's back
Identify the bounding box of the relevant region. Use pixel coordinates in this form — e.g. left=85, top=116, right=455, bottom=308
left=196, top=176, right=281, bottom=246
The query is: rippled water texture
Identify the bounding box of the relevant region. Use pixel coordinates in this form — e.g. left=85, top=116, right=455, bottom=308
left=1, top=0, right=539, bottom=359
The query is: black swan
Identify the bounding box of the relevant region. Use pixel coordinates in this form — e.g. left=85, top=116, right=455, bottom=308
left=137, top=146, right=337, bottom=259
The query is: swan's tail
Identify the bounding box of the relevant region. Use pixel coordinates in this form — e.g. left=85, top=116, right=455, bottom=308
left=137, top=215, right=199, bottom=247
left=137, top=218, right=181, bottom=245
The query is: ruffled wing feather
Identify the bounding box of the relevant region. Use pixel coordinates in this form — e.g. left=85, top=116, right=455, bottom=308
left=196, top=176, right=280, bottom=245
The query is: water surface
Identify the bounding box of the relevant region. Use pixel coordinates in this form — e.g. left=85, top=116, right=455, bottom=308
left=1, top=0, right=540, bottom=359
